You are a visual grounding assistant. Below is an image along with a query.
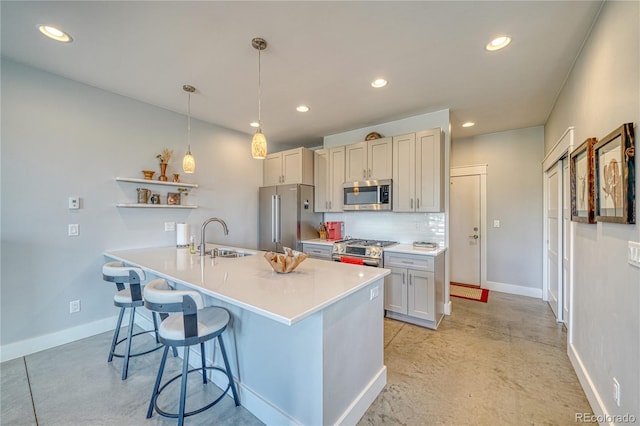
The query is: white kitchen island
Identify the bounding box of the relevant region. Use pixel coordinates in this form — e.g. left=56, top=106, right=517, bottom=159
left=104, top=245, right=390, bottom=426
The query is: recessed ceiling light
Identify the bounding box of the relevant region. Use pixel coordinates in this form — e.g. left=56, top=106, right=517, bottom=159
left=371, top=78, right=388, bottom=88
left=296, top=105, right=310, bottom=113
left=462, top=122, right=475, bottom=128
left=485, top=36, right=511, bottom=51
left=38, top=25, right=73, bottom=43
left=250, top=122, right=260, bottom=128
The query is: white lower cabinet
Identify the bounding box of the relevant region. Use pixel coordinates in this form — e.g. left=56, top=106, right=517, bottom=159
left=302, top=242, right=332, bottom=260
left=384, top=250, right=445, bottom=329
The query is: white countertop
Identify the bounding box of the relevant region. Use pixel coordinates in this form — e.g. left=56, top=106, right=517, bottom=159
left=104, top=245, right=390, bottom=326
left=383, top=244, right=447, bottom=257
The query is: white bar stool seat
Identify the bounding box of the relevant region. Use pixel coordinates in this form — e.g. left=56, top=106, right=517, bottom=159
left=102, top=261, right=163, bottom=380
left=144, top=278, right=240, bottom=426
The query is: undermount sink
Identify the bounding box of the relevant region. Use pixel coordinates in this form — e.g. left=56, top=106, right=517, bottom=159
left=212, top=248, right=254, bottom=258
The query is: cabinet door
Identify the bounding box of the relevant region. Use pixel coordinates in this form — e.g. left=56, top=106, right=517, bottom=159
left=392, top=133, right=416, bottom=212
left=282, top=148, right=303, bottom=184
left=384, top=267, right=408, bottom=314
left=328, top=146, right=345, bottom=211
left=416, top=129, right=443, bottom=212
left=408, top=269, right=435, bottom=321
left=314, top=149, right=329, bottom=212
left=345, top=141, right=367, bottom=181
left=264, top=153, right=282, bottom=186
left=368, top=137, right=393, bottom=180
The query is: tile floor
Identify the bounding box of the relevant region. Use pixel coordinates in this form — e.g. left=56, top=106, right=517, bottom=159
left=1, top=291, right=592, bottom=425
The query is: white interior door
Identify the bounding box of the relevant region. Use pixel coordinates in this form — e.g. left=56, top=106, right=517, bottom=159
left=546, top=163, right=562, bottom=320
left=450, top=174, right=481, bottom=286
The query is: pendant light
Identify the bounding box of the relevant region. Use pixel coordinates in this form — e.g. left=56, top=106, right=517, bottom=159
left=182, top=84, right=196, bottom=173
left=251, top=37, right=267, bottom=159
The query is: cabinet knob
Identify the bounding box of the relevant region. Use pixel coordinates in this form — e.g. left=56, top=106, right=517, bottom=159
left=416, top=198, right=420, bottom=209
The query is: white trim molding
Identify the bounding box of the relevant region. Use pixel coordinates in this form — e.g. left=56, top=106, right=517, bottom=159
left=485, top=281, right=543, bottom=299
left=0, top=316, right=118, bottom=362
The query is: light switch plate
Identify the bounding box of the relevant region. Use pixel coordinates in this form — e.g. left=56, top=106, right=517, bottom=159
left=164, top=222, right=176, bottom=232
left=493, top=220, right=500, bottom=228
left=628, top=241, right=640, bottom=268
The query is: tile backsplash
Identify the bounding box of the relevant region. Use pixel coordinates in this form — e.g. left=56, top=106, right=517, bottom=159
left=323, top=211, right=445, bottom=246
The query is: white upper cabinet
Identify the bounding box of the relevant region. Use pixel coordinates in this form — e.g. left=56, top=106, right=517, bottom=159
left=263, top=147, right=314, bottom=186
left=314, top=146, right=345, bottom=212
left=345, top=137, right=392, bottom=181
left=393, top=128, right=443, bottom=212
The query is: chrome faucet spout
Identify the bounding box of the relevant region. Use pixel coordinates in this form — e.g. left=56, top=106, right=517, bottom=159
left=199, top=218, right=229, bottom=256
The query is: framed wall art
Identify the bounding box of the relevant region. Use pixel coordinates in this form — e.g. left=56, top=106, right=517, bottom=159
left=594, top=122, right=635, bottom=224
left=570, top=137, right=597, bottom=223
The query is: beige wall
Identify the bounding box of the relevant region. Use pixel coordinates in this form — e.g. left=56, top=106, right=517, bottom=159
left=452, top=126, right=544, bottom=293
left=544, top=1, right=639, bottom=419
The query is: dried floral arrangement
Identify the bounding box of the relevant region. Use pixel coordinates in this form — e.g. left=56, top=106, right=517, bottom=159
left=156, top=148, right=173, bottom=163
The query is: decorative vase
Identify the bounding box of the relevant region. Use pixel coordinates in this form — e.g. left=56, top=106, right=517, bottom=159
left=142, top=170, right=155, bottom=180
left=159, top=163, right=168, bottom=181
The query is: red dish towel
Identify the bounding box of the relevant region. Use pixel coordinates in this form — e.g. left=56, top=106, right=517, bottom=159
left=340, top=256, right=364, bottom=265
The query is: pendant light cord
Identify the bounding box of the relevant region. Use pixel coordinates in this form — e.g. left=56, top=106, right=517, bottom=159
left=257, top=47, right=262, bottom=127
left=187, top=91, right=191, bottom=150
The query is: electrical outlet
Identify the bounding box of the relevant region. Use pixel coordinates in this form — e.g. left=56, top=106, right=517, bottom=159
left=370, top=286, right=379, bottom=300
left=493, top=220, right=501, bottom=228
left=613, top=377, right=620, bottom=407
left=68, top=224, right=79, bottom=236
left=164, top=222, right=176, bottom=232
left=69, top=300, right=81, bottom=314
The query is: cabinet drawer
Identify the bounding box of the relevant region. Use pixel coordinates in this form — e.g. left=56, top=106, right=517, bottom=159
left=384, top=253, right=434, bottom=271
left=302, top=244, right=332, bottom=260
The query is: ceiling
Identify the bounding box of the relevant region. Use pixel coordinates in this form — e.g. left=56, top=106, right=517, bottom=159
left=1, top=1, right=603, bottom=151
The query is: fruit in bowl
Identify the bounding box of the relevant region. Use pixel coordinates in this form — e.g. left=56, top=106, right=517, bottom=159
left=264, top=247, right=308, bottom=273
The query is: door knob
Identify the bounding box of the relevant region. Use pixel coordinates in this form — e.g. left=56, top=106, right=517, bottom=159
left=469, top=234, right=479, bottom=239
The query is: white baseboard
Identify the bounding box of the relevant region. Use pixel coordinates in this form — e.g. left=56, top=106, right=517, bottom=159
left=444, top=300, right=452, bottom=315
left=0, top=309, right=157, bottom=363
left=0, top=316, right=118, bottom=363
left=485, top=281, right=542, bottom=299
left=335, top=366, right=387, bottom=426
left=568, top=342, right=610, bottom=424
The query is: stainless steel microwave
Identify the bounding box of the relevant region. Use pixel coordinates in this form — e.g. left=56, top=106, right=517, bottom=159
left=343, top=179, right=392, bottom=211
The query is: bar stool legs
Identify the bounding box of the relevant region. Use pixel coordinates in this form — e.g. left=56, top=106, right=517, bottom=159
left=146, top=338, right=239, bottom=426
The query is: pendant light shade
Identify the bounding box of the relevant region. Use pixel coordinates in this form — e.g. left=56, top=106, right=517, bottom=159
left=251, top=37, right=267, bottom=159
left=251, top=129, right=267, bottom=159
left=182, top=84, right=196, bottom=173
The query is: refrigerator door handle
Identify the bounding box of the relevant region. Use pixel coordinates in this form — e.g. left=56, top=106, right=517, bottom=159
left=274, top=195, right=281, bottom=243
left=271, top=195, right=277, bottom=243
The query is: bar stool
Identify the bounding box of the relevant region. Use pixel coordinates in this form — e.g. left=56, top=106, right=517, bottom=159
left=143, top=278, right=240, bottom=426
left=102, top=261, right=163, bottom=380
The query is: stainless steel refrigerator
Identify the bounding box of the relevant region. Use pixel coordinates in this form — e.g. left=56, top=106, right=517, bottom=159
left=259, top=184, right=322, bottom=253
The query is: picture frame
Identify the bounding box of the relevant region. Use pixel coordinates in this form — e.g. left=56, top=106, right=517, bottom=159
left=570, top=137, right=597, bottom=223
left=167, top=192, right=181, bottom=205
left=594, top=123, right=635, bottom=224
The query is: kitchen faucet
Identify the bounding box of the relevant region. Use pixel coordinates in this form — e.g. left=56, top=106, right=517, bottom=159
left=200, top=218, right=229, bottom=256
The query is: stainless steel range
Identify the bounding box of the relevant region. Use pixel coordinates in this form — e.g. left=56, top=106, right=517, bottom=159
left=332, top=238, right=397, bottom=267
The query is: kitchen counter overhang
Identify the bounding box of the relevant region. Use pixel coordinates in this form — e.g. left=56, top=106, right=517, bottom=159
left=104, top=245, right=390, bottom=326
